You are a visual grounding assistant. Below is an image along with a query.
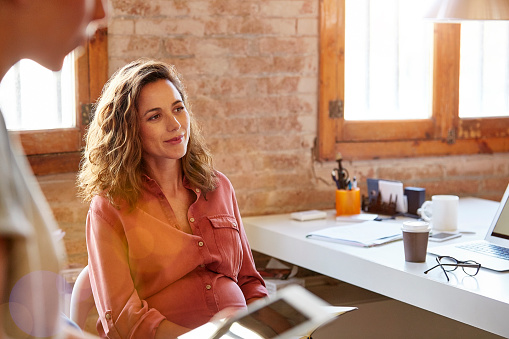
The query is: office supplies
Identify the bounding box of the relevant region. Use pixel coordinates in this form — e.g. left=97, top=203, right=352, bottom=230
left=404, top=187, right=425, bottom=216
left=332, top=153, right=349, bottom=190
left=243, top=198, right=509, bottom=337
left=366, top=178, right=379, bottom=204
left=179, top=284, right=357, bottom=339
left=291, top=210, right=327, bottom=221
left=378, top=180, right=407, bottom=213
left=352, top=176, right=357, bottom=189
left=335, top=188, right=361, bottom=216
left=363, top=178, right=401, bottom=215
left=428, top=184, right=509, bottom=271
left=306, top=220, right=403, bottom=247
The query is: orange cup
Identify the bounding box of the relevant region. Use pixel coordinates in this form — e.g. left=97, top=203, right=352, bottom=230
left=335, top=188, right=361, bottom=215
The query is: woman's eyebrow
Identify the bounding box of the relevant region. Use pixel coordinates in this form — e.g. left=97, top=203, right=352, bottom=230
left=142, top=100, right=183, bottom=116
left=143, top=107, right=161, bottom=116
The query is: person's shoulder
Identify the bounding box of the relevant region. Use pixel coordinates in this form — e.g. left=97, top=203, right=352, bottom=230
left=90, top=194, right=127, bottom=214
left=214, top=170, right=233, bottom=188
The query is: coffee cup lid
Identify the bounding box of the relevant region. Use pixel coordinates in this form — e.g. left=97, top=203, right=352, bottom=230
left=401, top=221, right=431, bottom=233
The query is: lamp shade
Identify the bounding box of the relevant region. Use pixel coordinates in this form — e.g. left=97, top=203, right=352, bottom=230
left=425, top=0, right=509, bottom=21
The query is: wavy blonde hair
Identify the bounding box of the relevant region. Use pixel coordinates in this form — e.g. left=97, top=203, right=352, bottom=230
left=77, top=59, right=217, bottom=208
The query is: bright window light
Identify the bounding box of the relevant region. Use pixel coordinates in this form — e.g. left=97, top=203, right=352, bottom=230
left=459, top=21, right=509, bottom=118
left=0, top=53, right=76, bottom=131
left=345, top=0, right=434, bottom=121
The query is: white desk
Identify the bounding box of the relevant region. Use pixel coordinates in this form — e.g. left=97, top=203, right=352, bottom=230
left=243, top=198, right=509, bottom=338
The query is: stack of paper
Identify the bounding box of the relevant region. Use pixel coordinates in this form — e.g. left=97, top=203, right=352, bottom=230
left=306, top=221, right=403, bottom=247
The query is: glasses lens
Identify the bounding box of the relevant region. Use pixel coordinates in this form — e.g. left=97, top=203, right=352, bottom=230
left=462, top=260, right=480, bottom=276
left=439, top=256, right=458, bottom=271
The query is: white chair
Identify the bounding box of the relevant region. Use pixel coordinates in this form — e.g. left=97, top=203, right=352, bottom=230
left=69, top=265, right=96, bottom=329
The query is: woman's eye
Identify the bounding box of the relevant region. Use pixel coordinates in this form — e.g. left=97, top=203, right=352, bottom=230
left=175, top=106, right=185, bottom=113
left=148, top=113, right=160, bottom=121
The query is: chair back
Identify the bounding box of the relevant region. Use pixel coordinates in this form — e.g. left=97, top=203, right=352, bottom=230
left=69, top=265, right=96, bottom=329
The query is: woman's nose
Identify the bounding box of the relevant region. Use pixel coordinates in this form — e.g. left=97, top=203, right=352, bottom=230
left=167, top=114, right=181, bottom=131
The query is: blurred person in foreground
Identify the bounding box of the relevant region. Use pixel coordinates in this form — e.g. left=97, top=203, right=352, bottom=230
left=0, top=0, right=106, bottom=337
left=77, top=58, right=268, bottom=339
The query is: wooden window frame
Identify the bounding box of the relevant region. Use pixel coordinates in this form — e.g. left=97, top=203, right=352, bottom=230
left=9, top=28, right=108, bottom=175
left=318, top=0, right=509, bottom=161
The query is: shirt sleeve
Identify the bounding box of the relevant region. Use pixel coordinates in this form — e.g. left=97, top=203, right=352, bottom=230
left=230, top=188, right=269, bottom=300
left=86, top=197, right=165, bottom=339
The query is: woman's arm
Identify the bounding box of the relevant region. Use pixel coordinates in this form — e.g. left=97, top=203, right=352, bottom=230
left=87, top=198, right=189, bottom=339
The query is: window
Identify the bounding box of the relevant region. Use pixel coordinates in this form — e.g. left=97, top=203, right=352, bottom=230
left=0, top=29, right=108, bottom=175
left=0, top=55, right=76, bottom=131
left=459, top=22, right=509, bottom=118
left=318, top=0, right=509, bottom=161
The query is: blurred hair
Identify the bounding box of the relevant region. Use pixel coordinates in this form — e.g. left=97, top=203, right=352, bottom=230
left=77, top=58, right=217, bottom=208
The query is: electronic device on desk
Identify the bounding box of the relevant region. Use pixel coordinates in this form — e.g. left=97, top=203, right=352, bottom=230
left=428, top=184, right=509, bottom=271
left=178, top=284, right=357, bottom=339
left=429, top=232, right=462, bottom=242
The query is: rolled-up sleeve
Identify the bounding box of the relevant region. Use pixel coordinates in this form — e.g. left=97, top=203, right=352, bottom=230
left=87, top=197, right=165, bottom=339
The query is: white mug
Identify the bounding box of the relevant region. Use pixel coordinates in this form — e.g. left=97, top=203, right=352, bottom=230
left=418, top=195, right=459, bottom=232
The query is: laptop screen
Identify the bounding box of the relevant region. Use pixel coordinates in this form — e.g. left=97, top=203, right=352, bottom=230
left=490, top=185, right=509, bottom=241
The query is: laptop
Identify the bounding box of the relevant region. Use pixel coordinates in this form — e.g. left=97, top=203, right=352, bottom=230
left=428, top=184, right=509, bottom=272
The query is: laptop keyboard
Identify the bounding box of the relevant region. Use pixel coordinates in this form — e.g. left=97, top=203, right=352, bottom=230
left=458, top=242, right=509, bottom=261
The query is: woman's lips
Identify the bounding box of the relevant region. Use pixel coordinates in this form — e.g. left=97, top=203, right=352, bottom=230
left=165, top=135, right=184, bottom=144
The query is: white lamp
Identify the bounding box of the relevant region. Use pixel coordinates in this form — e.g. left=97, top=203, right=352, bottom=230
left=425, top=0, right=509, bottom=21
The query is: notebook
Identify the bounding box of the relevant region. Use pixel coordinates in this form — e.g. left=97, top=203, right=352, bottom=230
left=428, top=184, right=509, bottom=272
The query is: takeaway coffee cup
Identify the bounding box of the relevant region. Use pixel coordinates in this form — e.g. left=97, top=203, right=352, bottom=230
left=418, top=195, right=459, bottom=232
left=402, top=221, right=431, bottom=263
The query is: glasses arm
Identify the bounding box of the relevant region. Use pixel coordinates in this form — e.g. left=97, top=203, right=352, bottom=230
left=423, top=263, right=450, bottom=281
left=423, top=264, right=440, bottom=274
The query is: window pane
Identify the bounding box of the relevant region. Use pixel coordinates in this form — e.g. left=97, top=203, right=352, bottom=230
left=344, top=0, right=433, bottom=121
left=459, top=21, right=509, bottom=118
left=0, top=54, right=75, bottom=131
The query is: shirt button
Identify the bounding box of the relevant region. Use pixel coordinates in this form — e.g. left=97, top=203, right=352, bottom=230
left=189, top=217, right=195, bottom=223
left=232, top=221, right=237, bottom=227
left=198, top=241, right=204, bottom=247
left=206, top=284, right=211, bottom=290
left=195, top=188, right=200, bottom=193
left=105, top=313, right=111, bottom=320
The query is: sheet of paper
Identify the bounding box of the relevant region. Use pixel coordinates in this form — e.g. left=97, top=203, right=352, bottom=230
left=378, top=180, right=407, bottom=213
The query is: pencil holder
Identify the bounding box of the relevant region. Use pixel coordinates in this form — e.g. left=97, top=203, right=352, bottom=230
left=336, top=188, right=361, bottom=216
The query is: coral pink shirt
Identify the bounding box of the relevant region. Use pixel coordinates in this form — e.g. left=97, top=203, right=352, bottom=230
left=86, top=171, right=268, bottom=338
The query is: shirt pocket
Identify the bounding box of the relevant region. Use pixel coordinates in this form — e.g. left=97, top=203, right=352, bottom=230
left=207, top=215, right=243, bottom=279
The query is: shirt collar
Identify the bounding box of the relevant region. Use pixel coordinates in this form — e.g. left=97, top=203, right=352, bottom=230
left=142, top=173, right=194, bottom=194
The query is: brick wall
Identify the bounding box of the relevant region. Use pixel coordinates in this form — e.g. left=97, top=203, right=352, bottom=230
left=38, top=0, right=509, bottom=268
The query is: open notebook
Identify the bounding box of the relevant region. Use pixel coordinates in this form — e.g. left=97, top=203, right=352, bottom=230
left=178, top=284, right=356, bottom=339
left=428, top=184, right=509, bottom=272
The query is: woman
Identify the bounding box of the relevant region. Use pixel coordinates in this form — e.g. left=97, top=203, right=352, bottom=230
left=77, top=59, right=268, bottom=339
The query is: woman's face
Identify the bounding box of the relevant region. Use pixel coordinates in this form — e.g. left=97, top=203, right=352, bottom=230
left=137, top=79, right=191, bottom=167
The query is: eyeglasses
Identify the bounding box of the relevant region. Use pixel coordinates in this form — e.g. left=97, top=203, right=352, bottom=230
left=424, top=256, right=481, bottom=281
